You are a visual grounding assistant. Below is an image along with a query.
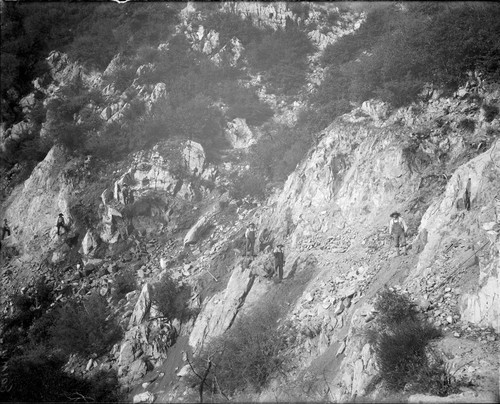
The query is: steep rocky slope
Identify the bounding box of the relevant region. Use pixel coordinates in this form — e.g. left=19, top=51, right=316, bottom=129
left=149, top=86, right=499, bottom=403
left=1, top=3, right=499, bottom=404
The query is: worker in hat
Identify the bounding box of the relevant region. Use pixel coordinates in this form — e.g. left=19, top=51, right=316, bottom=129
left=389, top=212, right=408, bottom=256
left=244, top=223, right=257, bottom=257
left=56, top=213, right=66, bottom=236
left=273, top=244, right=285, bottom=282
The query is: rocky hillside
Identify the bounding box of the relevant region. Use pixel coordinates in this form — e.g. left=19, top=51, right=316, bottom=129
left=1, top=2, right=499, bottom=403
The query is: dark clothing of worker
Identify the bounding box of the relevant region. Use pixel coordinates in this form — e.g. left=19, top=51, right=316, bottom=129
left=464, top=178, right=472, bottom=211
left=389, top=212, right=408, bottom=255
left=122, top=185, right=129, bottom=205
left=2, top=220, right=10, bottom=240
left=128, top=189, right=135, bottom=204
left=273, top=246, right=285, bottom=281
left=245, top=225, right=256, bottom=257
left=57, top=215, right=65, bottom=236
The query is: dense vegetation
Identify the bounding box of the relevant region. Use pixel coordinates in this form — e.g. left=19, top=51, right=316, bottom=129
left=243, top=2, right=500, bottom=187
left=367, top=288, right=461, bottom=395
left=2, top=2, right=499, bottom=191
left=1, top=2, right=180, bottom=125
left=309, top=2, right=500, bottom=130
left=0, top=277, right=123, bottom=401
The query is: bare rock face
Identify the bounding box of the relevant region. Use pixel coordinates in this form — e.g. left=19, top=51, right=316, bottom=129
left=225, top=118, right=256, bottom=149
left=111, top=140, right=211, bottom=204
left=265, top=121, right=418, bottom=248
left=133, top=392, right=155, bottom=404
left=361, top=99, right=390, bottom=122
left=460, top=220, right=500, bottom=332
left=1, top=146, right=74, bottom=258
left=222, top=2, right=296, bottom=30
left=189, top=264, right=255, bottom=351
left=414, top=139, right=499, bottom=270
left=183, top=140, right=206, bottom=176
left=118, top=283, right=177, bottom=386
left=100, top=206, right=124, bottom=244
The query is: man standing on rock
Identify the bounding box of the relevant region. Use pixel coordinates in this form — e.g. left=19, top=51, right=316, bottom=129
left=389, top=212, right=408, bottom=256
left=122, top=183, right=129, bottom=205
left=56, top=213, right=66, bottom=236
left=244, top=223, right=256, bottom=257
left=2, top=219, right=11, bottom=240
left=273, top=244, right=285, bottom=282
left=464, top=178, right=472, bottom=211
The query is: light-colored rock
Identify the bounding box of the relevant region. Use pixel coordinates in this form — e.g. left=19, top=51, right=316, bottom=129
left=177, top=364, right=190, bottom=378
left=225, top=118, right=256, bottom=149
left=183, top=140, right=205, bottom=176
left=1, top=146, right=74, bottom=258
left=189, top=264, right=255, bottom=351
left=184, top=205, right=219, bottom=246
left=361, top=99, right=390, bottom=121
left=81, top=230, right=98, bottom=256
left=119, top=340, right=136, bottom=367
left=128, top=358, right=147, bottom=381
left=133, top=392, right=155, bottom=403
left=129, top=283, right=153, bottom=328
left=408, top=391, right=498, bottom=403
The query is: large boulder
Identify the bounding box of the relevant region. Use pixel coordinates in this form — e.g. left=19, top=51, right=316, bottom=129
left=183, top=214, right=210, bottom=246
left=361, top=99, right=389, bottom=122
left=225, top=118, right=255, bottom=149
left=183, top=204, right=219, bottom=246
left=133, top=392, right=155, bottom=404
left=129, top=283, right=153, bottom=328
left=189, top=264, right=255, bottom=351
left=80, top=229, right=98, bottom=256
left=100, top=206, right=123, bottom=243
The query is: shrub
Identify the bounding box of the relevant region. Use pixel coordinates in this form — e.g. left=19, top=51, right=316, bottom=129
left=151, top=273, right=192, bottom=322
left=367, top=288, right=455, bottom=394
left=220, top=83, right=274, bottom=126
left=228, top=169, right=268, bottom=200
left=45, top=81, right=104, bottom=155
left=315, top=3, right=500, bottom=128
left=2, top=277, right=55, bottom=334
left=458, top=118, right=476, bottom=133
left=482, top=103, right=499, bottom=122
left=411, top=358, right=461, bottom=396
left=3, top=348, right=87, bottom=402
left=112, top=268, right=137, bottom=302
left=189, top=305, right=290, bottom=398
left=374, top=288, right=416, bottom=328
left=246, top=24, right=314, bottom=95
left=3, top=347, right=122, bottom=402
left=373, top=320, right=441, bottom=390
left=50, top=292, right=122, bottom=357
left=27, top=309, right=58, bottom=348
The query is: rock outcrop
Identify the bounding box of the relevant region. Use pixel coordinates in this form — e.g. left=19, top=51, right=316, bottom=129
left=2, top=146, right=74, bottom=257
left=189, top=263, right=255, bottom=351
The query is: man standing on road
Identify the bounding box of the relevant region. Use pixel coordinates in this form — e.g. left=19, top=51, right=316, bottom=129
left=389, top=212, right=408, bottom=256
left=244, top=223, right=257, bottom=257
left=273, top=244, right=285, bottom=282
